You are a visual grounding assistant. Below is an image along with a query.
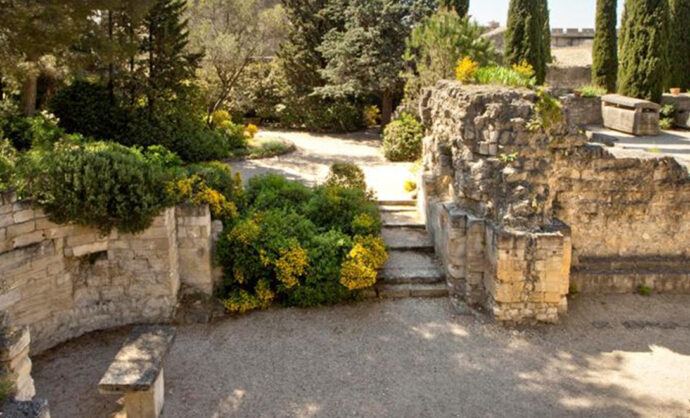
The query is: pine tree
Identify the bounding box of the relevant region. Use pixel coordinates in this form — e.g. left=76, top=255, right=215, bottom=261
left=668, top=0, right=690, bottom=90
left=143, top=0, right=202, bottom=116
left=439, top=0, right=470, bottom=17
left=592, top=0, right=618, bottom=92
left=505, top=0, right=548, bottom=84
left=618, top=0, right=670, bottom=103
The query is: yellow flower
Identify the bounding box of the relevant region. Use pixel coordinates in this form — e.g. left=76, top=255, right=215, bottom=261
left=255, top=279, right=275, bottom=309
left=245, top=124, right=259, bottom=138
left=455, top=57, right=479, bottom=83
left=274, top=245, right=309, bottom=289
left=512, top=60, right=535, bottom=79
left=339, top=235, right=388, bottom=290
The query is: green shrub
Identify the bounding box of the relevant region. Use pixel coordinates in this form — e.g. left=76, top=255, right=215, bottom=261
left=382, top=113, right=424, bottom=162
left=216, top=172, right=386, bottom=314
left=0, top=139, right=17, bottom=191
left=0, top=101, right=65, bottom=151
left=303, top=186, right=381, bottom=236
left=578, top=85, right=608, bottom=98
left=246, top=174, right=313, bottom=212
left=49, top=80, right=128, bottom=142
left=219, top=120, right=248, bottom=151
left=143, top=145, right=184, bottom=168
left=324, top=163, right=367, bottom=191
left=475, top=65, right=536, bottom=88
left=17, top=141, right=172, bottom=234
left=185, top=162, right=244, bottom=207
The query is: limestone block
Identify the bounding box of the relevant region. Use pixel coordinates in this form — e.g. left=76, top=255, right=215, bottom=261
left=7, top=222, right=36, bottom=240
left=602, top=94, right=660, bottom=136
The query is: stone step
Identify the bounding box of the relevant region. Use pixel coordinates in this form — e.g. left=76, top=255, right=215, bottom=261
left=375, top=282, right=448, bottom=299
left=379, top=250, right=445, bottom=284
left=378, top=205, right=417, bottom=213
left=381, top=227, right=433, bottom=251
left=377, top=199, right=415, bottom=207
left=381, top=210, right=425, bottom=228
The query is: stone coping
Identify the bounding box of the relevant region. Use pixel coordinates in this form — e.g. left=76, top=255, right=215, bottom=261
left=98, top=326, right=176, bottom=393
left=602, top=94, right=660, bottom=110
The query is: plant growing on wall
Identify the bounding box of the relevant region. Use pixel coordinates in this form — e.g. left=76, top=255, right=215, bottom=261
left=593, top=0, right=618, bottom=92
left=618, top=0, right=670, bottom=103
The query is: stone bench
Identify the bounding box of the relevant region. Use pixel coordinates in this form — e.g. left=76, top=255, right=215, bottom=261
left=602, top=94, right=660, bottom=136
left=662, top=93, right=690, bottom=129
left=98, top=326, right=176, bottom=418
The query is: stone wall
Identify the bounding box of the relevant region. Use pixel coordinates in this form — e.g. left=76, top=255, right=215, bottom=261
left=546, top=65, right=591, bottom=90
left=419, top=82, right=690, bottom=323
left=0, top=192, right=216, bottom=353
left=561, top=94, right=602, bottom=127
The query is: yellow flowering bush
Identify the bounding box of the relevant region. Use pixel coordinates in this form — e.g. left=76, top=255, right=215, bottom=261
left=339, top=235, right=388, bottom=291
left=167, top=175, right=238, bottom=222
left=512, top=60, right=535, bottom=79
left=274, top=245, right=309, bottom=289
left=455, top=57, right=479, bottom=83
left=363, top=105, right=381, bottom=127
left=210, top=109, right=232, bottom=128
left=245, top=123, right=259, bottom=138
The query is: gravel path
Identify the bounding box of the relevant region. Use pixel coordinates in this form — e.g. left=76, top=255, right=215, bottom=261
left=33, top=295, right=690, bottom=418
left=229, top=130, right=415, bottom=202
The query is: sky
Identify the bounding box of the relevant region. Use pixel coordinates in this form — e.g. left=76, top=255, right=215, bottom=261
left=470, top=0, right=625, bottom=29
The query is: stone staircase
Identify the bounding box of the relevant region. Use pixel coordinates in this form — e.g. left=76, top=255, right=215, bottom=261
left=373, top=200, right=448, bottom=298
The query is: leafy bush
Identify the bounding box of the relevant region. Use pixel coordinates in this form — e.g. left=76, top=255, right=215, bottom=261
left=455, top=57, right=479, bottom=83
left=216, top=170, right=386, bottom=313
left=527, top=89, right=563, bottom=133
left=0, top=101, right=65, bottom=151
left=210, top=109, right=233, bottom=128
left=17, top=141, right=172, bottom=234
left=49, top=80, right=127, bottom=142
left=475, top=65, right=536, bottom=88
left=245, top=124, right=259, bottom=138
left=324, top=163, right=367, bottom=191
left=0, top=139, right=17, bottom=191
left=185, top=162, right=244, bottom=207
left=218, top=120, right=248, bottom=151
left=382, top=113, right=424, bottom=162
left=363, top=105, right=381, bottom=127
left=578, top=84, right=607, bottom=98
left=660, top=104, right=676, bottom=130
left=143, top=145, right=184, bottom=168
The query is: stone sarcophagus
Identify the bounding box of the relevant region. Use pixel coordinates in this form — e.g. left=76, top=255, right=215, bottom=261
left=602, top=94, right=660, bottom=136
left=662, top=93, right=690, bottom=129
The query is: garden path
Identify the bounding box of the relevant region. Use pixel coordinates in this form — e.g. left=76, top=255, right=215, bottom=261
left=229, top=129, right=415, bottom=202
left=33, top=295, right=690, bottom=417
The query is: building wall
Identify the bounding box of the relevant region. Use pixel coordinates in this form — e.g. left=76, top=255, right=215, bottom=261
left=0, top=192, right=216, bottom=353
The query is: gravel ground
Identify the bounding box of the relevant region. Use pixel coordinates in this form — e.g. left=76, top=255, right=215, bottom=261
left=34, top=295, right=690, bottom=418
left=228, top=130, right=414, bottom=202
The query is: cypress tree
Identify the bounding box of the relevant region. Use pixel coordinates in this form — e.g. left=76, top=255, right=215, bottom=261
left=592, top=0, right=618, bottom=92
left=505, top=0, right=548, bottom=84
left=618, top=0, right=670, bottom=103
left=668, top=0, right=690, bottom=90
left=439, top=0, right=470, bottom=17
left=538, top=0, right=552, bottom=63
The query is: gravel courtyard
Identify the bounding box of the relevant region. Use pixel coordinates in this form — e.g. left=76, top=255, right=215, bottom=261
left=34, top=295, right=690, bottom=418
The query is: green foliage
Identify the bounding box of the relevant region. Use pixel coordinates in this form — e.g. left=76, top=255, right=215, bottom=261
left=439, top=0, right=470, bottom=16
left=0, top=374, right=13, bottom=406
left=0, top=101, right=64, bottom=151
left=0, top=139, right=17, bottom=191
left=382, top=114, right=425, bottom=162
left=185, top=162, right=244, bottom=206
left=216, top=170, right=386, bottom=313
left=143, top=145, right=184, bottom=168
left=593, top=0, right=618, bottom=92
left=17, top=141, right=172, bottom=234
left=637, top=284, right=652, bottom=296
left=403, top=9, right=497, bottom=112
left=363, top=105, right=381, bottom=127
left=474, top=65, right=536, bottom=87
left=669, top=0, right=690, bottom=90
left=504, top=0, right=550, bottom=84
left=527, top=89, right=563, bottom=133
left=579, top=84, right=608, bottom=98
left=618, top=0, right=670, bottom=103
left=660, top=103, right=677, bottom=129
left=324, top=163, right=367, bottom=191
left=49, top=80, right=127, bottom=141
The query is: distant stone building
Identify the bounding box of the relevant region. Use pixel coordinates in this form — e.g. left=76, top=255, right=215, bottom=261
left=482, top=27, right=596, bottom=53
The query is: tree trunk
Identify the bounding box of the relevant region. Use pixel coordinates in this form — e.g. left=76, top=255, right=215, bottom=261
left=20, top=71, right=38, bottom=117
left=381, top=91, right=394, bottom=127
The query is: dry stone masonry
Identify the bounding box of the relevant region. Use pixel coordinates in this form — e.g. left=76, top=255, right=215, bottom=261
left=418, top=82, right=690, bottom=323
left=0, top=192, right=217, bottom=354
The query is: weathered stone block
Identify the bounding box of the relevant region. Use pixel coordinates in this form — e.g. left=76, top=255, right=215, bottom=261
left=602, top=94, right=660, bottom=136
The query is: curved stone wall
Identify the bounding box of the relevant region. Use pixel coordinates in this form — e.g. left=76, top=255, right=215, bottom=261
left=0, top=192, right=215, bottom=353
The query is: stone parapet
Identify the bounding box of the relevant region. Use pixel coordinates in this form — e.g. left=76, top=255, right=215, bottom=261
left=0, top=191, right=216, bottom=353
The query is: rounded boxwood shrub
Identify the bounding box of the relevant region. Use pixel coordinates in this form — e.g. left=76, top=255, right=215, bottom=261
left=17, top=141, right=171, bottom=234
left=382, top=113, right=424, bottom=162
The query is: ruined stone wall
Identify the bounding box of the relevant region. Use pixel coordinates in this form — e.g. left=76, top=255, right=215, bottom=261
left=561, top=95, right=602, bottom=127
left=419, top=82, right=690, bottom=322
left=546, top=65, right=591, bottom=90
left=0, top=192, right=216, bottom=353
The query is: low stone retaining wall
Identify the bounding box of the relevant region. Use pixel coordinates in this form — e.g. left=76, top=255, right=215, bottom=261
left=419, top=82, right=690, bottom=323
left=0, top=192, right=216, bottom=353
left=561, top=94, right=602, bottom=127
left=546, top=65, right=591, bottom=90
